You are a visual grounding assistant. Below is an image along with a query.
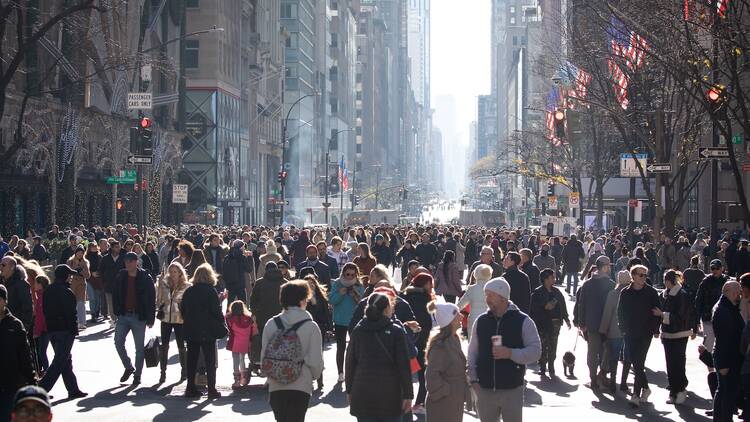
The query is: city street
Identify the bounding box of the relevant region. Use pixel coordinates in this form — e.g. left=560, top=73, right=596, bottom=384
left=48, top=292, right=713, bottom=422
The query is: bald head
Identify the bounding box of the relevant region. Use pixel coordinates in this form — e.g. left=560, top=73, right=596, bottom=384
left=723, top=281, right=741, bottom=305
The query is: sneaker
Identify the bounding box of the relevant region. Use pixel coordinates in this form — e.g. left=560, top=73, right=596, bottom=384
left=120, top=368, right=134, bottom=383
left=640, top=388, right=651, bottom=403
left=338, top=373, right=345, bottom=383
left=412, top=404, right=426, bottom=415
left=675, top=391, right=688, bottom=405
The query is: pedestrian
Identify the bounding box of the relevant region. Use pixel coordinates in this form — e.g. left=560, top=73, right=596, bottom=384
left=532, top=243, right=556, bottom=273
left=520, top=248, right=541, bottom=292
left=84, top=242, right=104, bottom=323
left=0, top=256, right=33, bottom=335
left=181, top=263, right=226, bottom=399
left=695, top=259, right=728, bottom=351
left=38, top=265, right=86, bottom=399
left=598, top=271, right=630, bottom=394
left=0, top=285, right=36, bottom=422
left=225, top=300, right=258, bottom=389
left=346, top=292, right=414, bottom=422
left=259, top=240, right=282, bottom=279
left=401, top=273, right=435, bottom=415
left=353, top=243, right=377, bottom=283
left=654, top=269, right=694, bottom=405
left=561, top=234, right=585, bottom=295
left=295, top=244, right=332, bottom=288
left=575, top=255, right=614, bottom=391
left=501, top=251, right=531, bottom=314
left=372, top=234, right=394, bottom=269
left=316, top=240, right=340, bottom=281
left=222, top=240, right=254, bottom=303
left=112, top=252, right=156, bottom=386
left=712, top=281, right=743, bottom=421
left=415, top=233, right=440, bottom=272
left=32, top=275, right=50, bottom=374
left=66, top=246, right=90, bottom=330
left=434, top=250, right=463, bottom=303
left=262, top=280, right=324, bottom=422
left=99, top=240, right=124, bottom=328
left=300, top=272, right=330, bottom=390
left=458, top=264, right=494, bottom=339
left=682, top=255, right=704, bottom=308
left=8, top=386, right=53, bottom=422
left=145, top=242, right=160, bottom=280
left=424, top=301, right=468, bottom=422
left=467, top=277, right=541, bottom=422
left=530, top=268, right=570, bottom=378
left=617, top=264, right=661, bottom=407
left=467, top=246, right=503, bottom=285
left=156, top=262, right=191, bottom=383
left=329, top=262, right=365, bottom=383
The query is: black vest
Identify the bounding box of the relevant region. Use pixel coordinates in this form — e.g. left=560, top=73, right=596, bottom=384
left=475, top=308, right=527, bottom=390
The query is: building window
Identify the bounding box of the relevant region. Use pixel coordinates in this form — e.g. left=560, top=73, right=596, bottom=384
left=330, top=99, right=338, bottom=113
left=355, top=72, right=362, bottom=83
left=185, top=40, right=199, bottom=68
left=513, top=36, right=517, bottom=45
left=331, top=33, right=338, bottom=48
left=510, top=17, right=515, bottom=24
left=186, top=0, right=199, bottom=7
left=509, top=6, right=515, bottom=13
left=355, top=91, right=362, bottom=100
left=329, top=65, right=338, bottom=81
left=331, top=0, right=338, bottom=10
left=356, top=126, right=362, bottom=135
left=281, top=4, right=297, bottom=18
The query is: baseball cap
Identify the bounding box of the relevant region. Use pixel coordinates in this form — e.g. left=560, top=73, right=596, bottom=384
left=13, top=385, right=51, bottom=409
left=710, top=259, right=723, bottom=269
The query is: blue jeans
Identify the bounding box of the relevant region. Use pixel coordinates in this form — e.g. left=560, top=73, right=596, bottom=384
left=39, top=331, right=81, bottom=394
left=565, top=272, right=580, bottom=295
left=36, top=333, right=50, bottom=371
left=76, top=300, right=86, bottom=326
left=86, top=282, right=101, bottom=318
left=114, top=314, right=146, bottom=377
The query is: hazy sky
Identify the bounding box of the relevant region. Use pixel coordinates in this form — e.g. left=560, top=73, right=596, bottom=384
left=431, top=0, right=491, bottom=147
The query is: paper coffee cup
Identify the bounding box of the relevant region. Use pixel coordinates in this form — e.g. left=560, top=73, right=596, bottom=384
left=492, top=335, right=502, bottom=347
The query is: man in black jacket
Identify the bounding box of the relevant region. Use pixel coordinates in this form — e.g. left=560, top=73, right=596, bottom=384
left=530, top=269, right=570, bottom=378
left=317, top=241, right=340, bottom=280
left=712, top=281, right=743, bottom=422
left=39, top=265, right=87, bottom=399
left=99, top=241, right=124, bottom=327
left=520, top=248, right=541, bottom=292
left=415, top=233, right=439, bottom=271
left=0, top=285, right=36, bottom=421
left=294, top=245, right=331, bottom=288
left=561, top=234, right=585, bottom=295
left=617, top=264, right=661, bottom=406
left=0, top=256, right=33, bottom=334
left=58, top=235, right=79, bottom=266
left=112, top=253, right=155, bottom=385
left=501, top=252, right=531, bottom=314
left=694, top=259, right=727, bottom=351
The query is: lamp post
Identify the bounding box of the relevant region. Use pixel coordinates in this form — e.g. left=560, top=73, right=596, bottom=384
left=325, top=128, right=353, bottom=225
left=279, top=92, right=319, bottom=225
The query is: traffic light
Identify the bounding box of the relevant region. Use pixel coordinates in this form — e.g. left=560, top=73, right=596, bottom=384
left=402, top=187, right=408, bottom=200
left=554, top=109, right=566, bottom=139
left=116, top=198, right=124, bottom=210
left=350, top=194, right=360, bottom=206
left=139, top=117, right=153, bottom=155
left=278, top=170, right=288, bottom=184
left=547, top=183, right=556, bottom=197
left=707, top=86, right=727, bottom=116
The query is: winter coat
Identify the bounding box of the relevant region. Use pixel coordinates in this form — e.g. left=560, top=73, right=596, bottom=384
left=352, top=256, right=377, bottom=279
left=372, top=242, right=394, bottom=267
left=180, top=282, right=224, bottom=343
left=306, top=288, right=331, bottom=333
left=221, top=246, right=254, bottom=290
left=156, top=278, right=190, bottom=325
left=434, top=262, right=463, bottom=297
left=258, top=252, right=282, bottom=279
left=464, top=239, right=479, bottom=266
left=533, top=253, right=557, bottom=273
left=713, top=295, right=744, bottom=371
left=204, top=245, right=228, bottom=275
left=0, top=309, right=35, bottom=394
left=521, top=262, right=541, bottom=292
left=561, top=239, right=585, bottom=273
left=659, top=285, right=694, bottom=339
left=66, top=256, right=91, bottom=301
left=329, top=278, right=365, bottom=327
left=576, top=275, right=613, bottom=331
left=695, top=274, right=727, bottom=324
left=295, top=259, right=332, bottom=287
left=349, top=293, right=417, bottom=333
left=43, top=278, right=78, bottom=334
left=226, top=314, right=257, bottom=354
left=674, top=245, right=692, bottom=273
left=249, top=269, right=284, bottom=330
left=112, top=269, right=156, bottom=325
left=658, top=243, right=677, bottom=270
left=503, top=267, right=531, bottom=314
left=599, top=284, right=626, bottom=339
left=455, top=242, right=466, bottom=271
left=529, top=285, right=569, bottom=333
left=425, top=334, right=468, bottom=422
left=291, top=236, right=311, bottom=267
left=99, top=252, right=125, bottom=294
left=346, top=316, right=414, bottom=418
left=457, top=279, right=490, bottom=337
left=33, top=290, right=47, bottom=337
left=468, top=260, right=503, bottom=285
left=401, top=287, right=434, bottom=346
left=2, top=266, right=33, bottom=332
left=617, top=283, right=661, bottom=338
left=262, top=307, right=323, bottom=394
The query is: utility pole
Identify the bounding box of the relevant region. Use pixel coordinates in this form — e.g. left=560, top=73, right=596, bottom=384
left=373, top=164, right=382, bottom=211
left=710, top=15, right=720, bottom=255
left=654, top=109, right=665, bottom=237
left=339, top=154, right=345, bottom=228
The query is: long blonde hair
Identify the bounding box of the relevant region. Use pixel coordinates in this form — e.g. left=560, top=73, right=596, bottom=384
left=190, top=263, right=218, bottom=286
left=166, top=262, right=190, bottom=289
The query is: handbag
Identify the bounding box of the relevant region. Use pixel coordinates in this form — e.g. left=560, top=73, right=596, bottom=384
left=156, top=304, right=165, bottom=320
left=144, top=336, right=161, bottom=368
left=211, top=315, right=229, bottom=339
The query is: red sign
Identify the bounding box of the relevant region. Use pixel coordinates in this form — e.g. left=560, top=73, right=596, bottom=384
left=628, top=199, right=639, bottom=208
left=743, top=163, right=750, bottom=172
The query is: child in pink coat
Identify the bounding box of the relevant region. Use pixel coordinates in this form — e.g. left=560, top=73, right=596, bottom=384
left=226, top=300, right=258, bottom=388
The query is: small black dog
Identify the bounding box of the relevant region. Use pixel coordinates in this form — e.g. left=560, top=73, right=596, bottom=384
left=562, top=351, right=576, bottom=377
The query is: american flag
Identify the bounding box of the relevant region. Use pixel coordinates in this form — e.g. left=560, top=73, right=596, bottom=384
left=338, top=155, right=349, bottom=191
left=557, top=62, right=593, bottom=107
left=546, top=86, right=563, bottom=146
left=608, top=58, right=630, bottom=110
left=607, top=16, right=649, bottom=109
left=717, top=0, right=729, bottom=17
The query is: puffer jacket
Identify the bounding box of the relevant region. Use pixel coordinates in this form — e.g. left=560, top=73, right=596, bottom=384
left=660, top=284, right=694, bottom=339
left=156, top=278, right=190, bottom=324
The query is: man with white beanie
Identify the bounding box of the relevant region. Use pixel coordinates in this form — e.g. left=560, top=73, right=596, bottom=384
left=467, top=277, right=541, bottom=422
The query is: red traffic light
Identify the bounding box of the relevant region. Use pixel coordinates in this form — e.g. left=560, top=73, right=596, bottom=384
left=116, top=199, right=124, bottom=210
left=554, top=109, right=565, bottom=121
left=707, top=87, right=723, bottom=102
left=140, top=117, right=153, bottom=129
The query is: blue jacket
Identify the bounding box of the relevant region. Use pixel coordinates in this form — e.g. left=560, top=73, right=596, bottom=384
left=0, top=241, right=9, bottom=257
left=329, top=278, right=365, bottom=327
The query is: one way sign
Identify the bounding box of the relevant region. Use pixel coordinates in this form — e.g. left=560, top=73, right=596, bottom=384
left=646, top=163, right=672, bottom=173
left=127, top=155, right=153, bottom=165
left=699, top=147, right=729, bottom=159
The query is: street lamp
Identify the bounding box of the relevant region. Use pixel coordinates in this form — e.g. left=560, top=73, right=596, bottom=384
left=324, top=128, right=354, bottom=225
left=141, top=26, right=224, bottom=54
left=279, top=92, right=319, bottom=225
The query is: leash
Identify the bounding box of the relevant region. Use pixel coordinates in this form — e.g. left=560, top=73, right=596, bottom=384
left=573, top=329, right=580, bottom=352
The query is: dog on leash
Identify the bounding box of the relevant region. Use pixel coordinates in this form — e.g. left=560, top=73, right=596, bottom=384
left=562, top=351, right=576, bottom=378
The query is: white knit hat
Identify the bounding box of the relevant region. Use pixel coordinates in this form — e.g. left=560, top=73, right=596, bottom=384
left=473, top=264, right=493, bottom=283
left=432, top=302, right=461, bottom=329
left=483, top=277, right=511, bottom=300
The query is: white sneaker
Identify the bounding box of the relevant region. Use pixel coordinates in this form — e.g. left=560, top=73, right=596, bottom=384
left=78, top=323, right=87, bottom=331
left=337, top=373, right=345, bottom=383
left=675, top=391, right=688, bottom=405
left=640, top=388, right=651, bottom=403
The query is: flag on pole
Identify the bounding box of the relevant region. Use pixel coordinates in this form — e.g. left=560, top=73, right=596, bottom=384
left=339, top=155, right=349, bottom=191
left=546, top=86, right=563, bottom=146
left=607, top=15, right=649, bottom=110
left=556, top=61, right=593, bottom=108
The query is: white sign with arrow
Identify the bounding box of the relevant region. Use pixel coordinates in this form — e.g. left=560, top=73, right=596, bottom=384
left=699, top=147, right=729, bottom=159
left=647, top=163, right=672, bottom=173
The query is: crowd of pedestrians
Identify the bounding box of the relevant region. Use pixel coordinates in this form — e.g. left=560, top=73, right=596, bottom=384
left=0, top=222, right=748, bottom=422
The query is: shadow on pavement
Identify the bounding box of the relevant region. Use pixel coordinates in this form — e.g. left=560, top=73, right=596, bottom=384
left=316, top=382, right=348, bottom=409
left=529, top=377, right=579, bottom=397
left=591, top=395, right=677, bottom=422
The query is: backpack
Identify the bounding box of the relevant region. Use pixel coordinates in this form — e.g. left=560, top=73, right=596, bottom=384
left=261, top=317, right=311, bottom=384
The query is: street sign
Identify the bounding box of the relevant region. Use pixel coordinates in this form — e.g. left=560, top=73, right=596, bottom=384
left=628, top=199, right=639, bottom=208
left=699, top=147, right=729, bottom=159
left=227, top=201, right=243, bottom=207
left=127, top=93, right=152, bottom=110
left=646, top=163, right=672, bottom=173
left=106, top=176, right=135, bottom=184
left=620, top=153, right=648, bottom=177
left=120, top=170, right=136, bottom=178
left=548, top=195, right=558, bottom=210
left=322, top=202, right=332, bottom=208
left=732, top=135, right=743, bottom=145
left=569, top=192, right=580, bottom=209
left=172, top=184, right=188, bottom=204
left=127, top=155, right=153, bottom=165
